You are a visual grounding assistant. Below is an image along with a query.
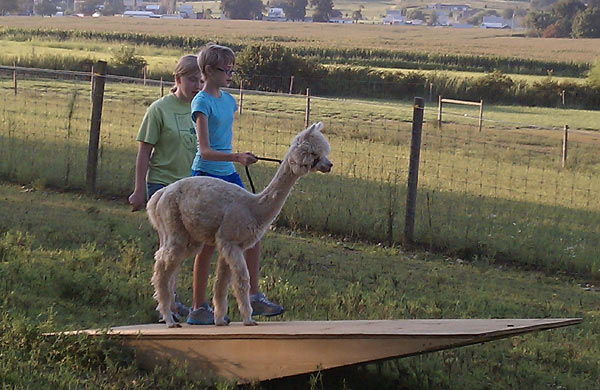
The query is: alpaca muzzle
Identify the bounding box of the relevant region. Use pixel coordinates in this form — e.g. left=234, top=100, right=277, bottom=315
left=316, top=157, right=333, bottom=173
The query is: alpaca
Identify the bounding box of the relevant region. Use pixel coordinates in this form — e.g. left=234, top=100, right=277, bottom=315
left=147, top=122, right=332, bottom=328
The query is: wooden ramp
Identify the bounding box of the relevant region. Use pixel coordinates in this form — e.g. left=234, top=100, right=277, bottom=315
left=72, top=319, right=580, bottom=383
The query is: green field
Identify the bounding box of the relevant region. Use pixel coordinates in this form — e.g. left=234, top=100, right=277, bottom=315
left=1, top=74, right=600, bottom=282
left=1, top=181, right=599, bottom=389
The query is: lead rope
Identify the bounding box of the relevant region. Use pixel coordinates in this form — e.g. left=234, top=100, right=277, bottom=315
left=245, top=156, right=283, bottom=194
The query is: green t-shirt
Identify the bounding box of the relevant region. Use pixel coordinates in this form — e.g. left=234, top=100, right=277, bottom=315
left=136, top=94, right=197, bottom=185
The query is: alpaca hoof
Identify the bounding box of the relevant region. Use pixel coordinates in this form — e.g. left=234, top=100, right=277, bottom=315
left=167, top=322, right=181, bottom=328
left=215, top=318, right=230, bottom=326
left=243, top=318, right=258, bottom=326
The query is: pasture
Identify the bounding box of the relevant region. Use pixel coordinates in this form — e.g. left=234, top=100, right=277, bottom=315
left=1, top=71, right=600, bottom=281
left=1, top=181, right=599, bottom=389
left=1, top=18, right=600, bottom=388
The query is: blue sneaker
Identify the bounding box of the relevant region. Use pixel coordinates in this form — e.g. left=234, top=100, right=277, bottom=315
left=187, top=303, right=230, bottom=325
left=157, top=298, right=189, bottom=323
left=251, top=292, right=284, bottom=317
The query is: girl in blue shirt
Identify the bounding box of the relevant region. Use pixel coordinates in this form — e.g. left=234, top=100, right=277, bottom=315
left=187, top=43, right=284, bottom=325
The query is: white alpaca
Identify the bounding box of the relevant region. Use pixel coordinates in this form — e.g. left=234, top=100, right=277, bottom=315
left=147, top=122, right=332, bottom=328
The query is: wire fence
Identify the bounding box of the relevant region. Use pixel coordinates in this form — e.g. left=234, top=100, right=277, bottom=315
left=1, top=65, right=599, bottom=279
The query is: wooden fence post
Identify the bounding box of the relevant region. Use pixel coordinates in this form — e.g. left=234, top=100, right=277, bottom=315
left=437, top=95, right=442, bottom=124
left=239, top=80, right=244, bottom=115
left=160, top=77, right=164, bottom=97
left=86, top=60, right=107, bottom=194
left=478, top=99, right=484, bottom=132
left=403, top=97, right=425, bottom=246
left=143, top=65, right=147, bottom=86
left=12, top=62, right=17, bottom=96
left=305, top=88, right=311, bottom=127
left=562, top=124, right=569, bottom=168
left=561, top=90, right=565, bottom=106
left=289, top=75, right=294, bottom=94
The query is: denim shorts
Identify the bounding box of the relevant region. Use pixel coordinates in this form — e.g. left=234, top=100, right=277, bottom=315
left=191, top=170, right=245, bottom=189
left=146, top=182, right=167, bottom=200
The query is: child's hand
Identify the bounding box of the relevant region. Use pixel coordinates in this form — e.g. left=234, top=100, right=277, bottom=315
left=128, top=191, right=146, bottom=212
left=237, top=152, right=258, bottom=166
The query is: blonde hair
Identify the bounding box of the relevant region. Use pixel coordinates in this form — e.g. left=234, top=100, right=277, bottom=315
left=197, top=43, right=235, bottom=78
left=171, top=54, right=201, bottom=93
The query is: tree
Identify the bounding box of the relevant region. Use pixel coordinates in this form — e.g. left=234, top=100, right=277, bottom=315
left=282, top=0, right=307, bottom=21
left=406, top=8, right=424, bottom=21
left=351, top=8, right=362, bottom=22
left=236, top=43, right=320, bottom=91
left=310, top=0, right=333, bottom=22
left=552, top=0, right=585, bottom=22
left=526, top=10, right=556, bottom=35
left=34, top=0, right=57, bottom=15
left=77, top=0, right=102, bottom=14
left=101, top=0, right=124, bottom=15
left=0, top=0, right=19, bottom=15
left=572, top=7, right=600, bottom=38
left=221, top=0, right=264, bottom=19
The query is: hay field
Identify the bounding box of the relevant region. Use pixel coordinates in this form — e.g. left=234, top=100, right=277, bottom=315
left=2, top=16, right=600, bottom=63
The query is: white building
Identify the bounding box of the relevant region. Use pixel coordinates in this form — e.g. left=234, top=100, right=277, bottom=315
left=382, top=10, right=405, bottom=25
left=266, top=7, right=286, bottom=21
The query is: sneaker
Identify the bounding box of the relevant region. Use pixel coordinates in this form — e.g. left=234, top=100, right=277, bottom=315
left=157, top=295, right=189, bottom=323
left=187, top=303, right=230, bottom=325
left=251, top=292, right=284, bottom=317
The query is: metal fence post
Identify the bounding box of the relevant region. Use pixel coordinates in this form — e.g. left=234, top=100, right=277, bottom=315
left=305, top=88, right=311, bottom=127
left=403, top=97, right=425, bottom=246
left=12, top=62, right=17, bottom=95
left=239, top=79, right=244, bottom=115
left=86, top=60, right=107, bottom=194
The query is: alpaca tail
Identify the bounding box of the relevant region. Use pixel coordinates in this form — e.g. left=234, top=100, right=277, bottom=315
left=146, top=187, right=167, bottom=232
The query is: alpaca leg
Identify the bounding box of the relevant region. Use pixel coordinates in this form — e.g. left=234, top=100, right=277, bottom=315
left=151, top=245, right=185, bottom=328
left=213, top=254, right=232, bottom=326
left=219, top=242, right=256, bottom=326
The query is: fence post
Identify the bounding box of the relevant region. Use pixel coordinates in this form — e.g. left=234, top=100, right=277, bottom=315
left=561, top=90, right=565, bottom=106
left=239, top=80, right=244, bottom=115
left=143, top=65, right=147, bottom=86
left=478, top=99, right=484, bottom=132
left=305, top=88, right=311, bottom=127
left=562, top=124, right=569, bottom=168
left=437, top=95, right=442, bottom=124
left=90, top=65, right=94, bottom=102
left=12, top=62, right=17, bottom=95
left=86, top=60, right=107, bottom=194
left=289, top=75, right=294, bottom=94
left=160, top=77, right=164, bottom=97
left=403, top=97, right=425, bottom=246
left=429, top=82, right=433, bottom=102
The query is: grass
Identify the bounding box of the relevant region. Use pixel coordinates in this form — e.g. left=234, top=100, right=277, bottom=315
left=1, top=75, right=600, bottom=281
left=1, top=181, right=599, bottom=389
left=2, top=16, right=600, bottom=63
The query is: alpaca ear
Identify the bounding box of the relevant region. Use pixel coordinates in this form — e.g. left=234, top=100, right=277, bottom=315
left=314, top=122, right=324, bottom=133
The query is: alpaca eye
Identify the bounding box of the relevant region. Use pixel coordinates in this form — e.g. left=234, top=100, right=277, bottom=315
left=311, top=157, right=320, bottom=168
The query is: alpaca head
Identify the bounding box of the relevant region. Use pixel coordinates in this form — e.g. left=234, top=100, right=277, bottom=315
left=288, top=122, right=333, bottom=176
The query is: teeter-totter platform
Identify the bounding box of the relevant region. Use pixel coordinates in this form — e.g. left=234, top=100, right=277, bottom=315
left=70, top=318, right=580, bottom=383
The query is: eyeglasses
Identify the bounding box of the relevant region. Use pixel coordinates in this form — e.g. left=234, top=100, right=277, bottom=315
left=216, top=67, right=236, bottom=76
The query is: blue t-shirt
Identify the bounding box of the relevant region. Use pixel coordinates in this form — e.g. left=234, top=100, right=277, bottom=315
left=190, top=90, right=238, bottom=175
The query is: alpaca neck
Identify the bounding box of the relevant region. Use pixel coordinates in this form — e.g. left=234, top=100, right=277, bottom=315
left=255, top=156, right=300, bottom=225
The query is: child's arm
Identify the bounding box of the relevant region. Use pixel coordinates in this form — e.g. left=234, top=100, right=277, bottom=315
left=196, top=114, right=257, bottom=166
left=129, top=141, right=154, bottom=211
